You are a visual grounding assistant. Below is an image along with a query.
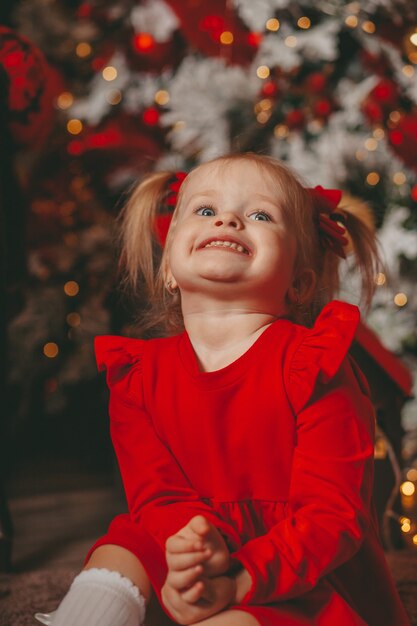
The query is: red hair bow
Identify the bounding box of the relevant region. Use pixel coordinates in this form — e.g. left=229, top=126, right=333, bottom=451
left=308, top=185, right=348, bottom=259
left=155, top=171, right=187, bottom=246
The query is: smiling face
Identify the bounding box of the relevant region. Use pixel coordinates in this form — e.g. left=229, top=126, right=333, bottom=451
left=166, top=158, right=298, bottom=314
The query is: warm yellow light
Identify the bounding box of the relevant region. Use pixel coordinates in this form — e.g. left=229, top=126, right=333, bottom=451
left=366, top=172, right=380, bottom=185
left=259, top=98, right=272, bottom=111
left=362, top=20, right=376, bottom=34
left=274, top=124, right=289, bottom=138
left=256, top=65, right=270, bottom=79
left=375, top=272, right=386, bottom=286
left=266, top=18, right=280, bottom=31
left=389, top=110, right=401, bottom=123
left=393, top=172, right=406, bottom=185
left=394, top=293, right=408, bottom=307
left=220, top=31, right=234, bottom=45
left=257, top=111, right=271, bottom=124
left=402, top=64, right=415, bottom=77
left=297, top=17, right=311, bottom=29
left=67, top=119, right=83, bottom=135
left=364, top=138, right=378, bottom=151
left=102, top=66, right=118, bottom=81
left=355, top=150, right=365, bottom=161
left=174, top=120, right=186, bottom=131
left=43, top=342, right=59, bottom=358
left=106, top=90, right=122, bottom=105
left=410, top=32, right=417, bottom=46
left=401, top=481, right=416, bottom=496
left=400, top=516, right=411, bottom=525
left=154, top=90, right=170, bottom=105
left=408, top=51, right=417, bottom=64
left=285, top=36, right=297, bottom=47
left=66, top=312, right=81, bottom=327
left=76, top=42, right=92, bottom=58
left=401, top=521, right=411, bottom=533
left=373, top=127, right=385, bottom=140
left=64, top=280, right=80, bottom=296
left=345, top=15, right=358, bottom=28
left=57, top=92, right=74, bottom=110
left=407, top=468, right=417, bottom=481
left=413, top=534, right=417, bottom=546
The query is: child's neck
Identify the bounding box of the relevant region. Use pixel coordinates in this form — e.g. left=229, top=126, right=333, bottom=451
left=183, top=308, right=280, bottom=373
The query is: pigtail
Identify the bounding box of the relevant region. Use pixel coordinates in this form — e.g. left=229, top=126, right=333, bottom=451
left=118, top=171, right=173, bottom=297
left=339, top=193, right=382, bottom=311
left=314, top=193, right=381, bottom=319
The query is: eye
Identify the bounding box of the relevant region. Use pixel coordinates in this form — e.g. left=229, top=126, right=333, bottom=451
left=195, top=205, right=215, bottom=217
left=249, top=210, right=271, bottom=222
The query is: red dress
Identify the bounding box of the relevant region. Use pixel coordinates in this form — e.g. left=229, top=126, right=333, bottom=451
left=86, top=300, right=410, bottom=626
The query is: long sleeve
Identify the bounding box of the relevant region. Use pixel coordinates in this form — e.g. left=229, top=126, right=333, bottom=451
left=231, top=301, right=375, bottom=604
left=95, top=336, right=241, bottom=552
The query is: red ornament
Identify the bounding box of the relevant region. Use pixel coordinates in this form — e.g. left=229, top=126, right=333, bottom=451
left=388, top=114, right=417, bottom=172
left=261, top=81, right=278, bottom=97
left=306, top=72, right=327, bottom=93
left=370, top=79, right=399, bottom=107
left=285, top=109, right=305, bottom=129
left=0, top=26, right=63, bottom=146
left=362, top=99, right=383, bottom=124
left=142, top=107, right=160, bottom=126
left=411, top=184, right=417, bottom=202
left=165, top=0, right=257, bottom=65
left=314, top=98, right=332, bottom=118
left=247, top=32, right=262, bottom=47
left=133, top=33, right=155, bottom=52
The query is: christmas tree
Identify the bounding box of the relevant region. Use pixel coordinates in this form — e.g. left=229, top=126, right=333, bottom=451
left=3, top=1, right=417, bottom=488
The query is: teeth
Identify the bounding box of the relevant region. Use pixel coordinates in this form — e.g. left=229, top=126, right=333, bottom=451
left=204, top=240, right=248, bottom=253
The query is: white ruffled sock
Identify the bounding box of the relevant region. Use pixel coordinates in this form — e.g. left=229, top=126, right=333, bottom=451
left=39, top=568, right=147, bottom=626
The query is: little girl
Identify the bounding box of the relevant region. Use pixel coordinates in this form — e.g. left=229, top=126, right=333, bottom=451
left=36, top=153, right=410, bottom=626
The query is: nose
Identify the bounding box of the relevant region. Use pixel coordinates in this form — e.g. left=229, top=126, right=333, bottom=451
left=214, top=211, right=242, bottom=229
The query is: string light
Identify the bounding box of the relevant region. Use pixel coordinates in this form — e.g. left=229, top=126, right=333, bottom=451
left=401, top=481, right=415, bottom=496
left=266, top=18, right=280, bottom=31
left=413, top=535, right=417, bottom=546
left=274, top=124, right=289, bottom=138
left=407, top=468, right=417, bottom=481
left=402, top=65, right=414, bottom=77
left=43, top=343, right=59, bottom=358
left=57, top=92, right=74, bottom=110
left=64, top=281, right=80, bottom=296
left=297, top=17, right=311, bottom=29
left=355, top=149, right=365, bottom=161
left=285, top=36, right=297, bottom=47
left=67, top=119, right=83, bottom=135
left=389, top=110, right=401, bottom=123
left=373, top=127, right=385, bottom=140
left=256, top=65, right=270, bottom=79
left=257, top=111, right=271, bottom=124
left=394, top=293, right=408, bottom=307
left=401, top=520, right=411, bottom=533
left=364, top=138, right=378, bottom=151
left=76, top=42, right=92, bottom=58
left=410, top=32, right=417, bottom=46
left=345, top=15, right=358, bottom=28
left=393, top=172, right=406, bottom=185
left=154, top=90, right=170, bottom=105
left=220, top=31, right=234, bottom=44
left=133, top=33, right=154, bottom=51
left=375, top=272, right=386, bottom=286
left=102, top=66, right=118, bottom=81
left=106, top=90, right=122, bottom=105
left=66, top=312, right=81, bottom=327
left=366, top=172, right=380, bottom=185
left=362, top=21, right=376, bottom=34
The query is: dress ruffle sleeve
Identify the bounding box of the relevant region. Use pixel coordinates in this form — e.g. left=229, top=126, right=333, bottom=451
left=231, top=301, right=375, bottom=605
left=95, top=336, right=242, bottom=553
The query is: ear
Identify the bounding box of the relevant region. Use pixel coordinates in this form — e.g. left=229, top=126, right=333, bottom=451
left=164, top=265, right=178, bottom=291
left=287, top=268, right=316, bottom=305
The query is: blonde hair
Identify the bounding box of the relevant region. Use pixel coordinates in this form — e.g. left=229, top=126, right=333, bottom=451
left=118, top=153, right=381, bottom=334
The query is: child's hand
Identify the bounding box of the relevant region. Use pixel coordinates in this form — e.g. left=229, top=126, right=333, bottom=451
left=166, top=514, right=230, bottom=578
left=161, top=574, right=235, bottom=625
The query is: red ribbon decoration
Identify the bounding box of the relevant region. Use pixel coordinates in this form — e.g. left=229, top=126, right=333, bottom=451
left=307, top=185, right=348, bottom=259
left=155, top=171, right=187, bottom=246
